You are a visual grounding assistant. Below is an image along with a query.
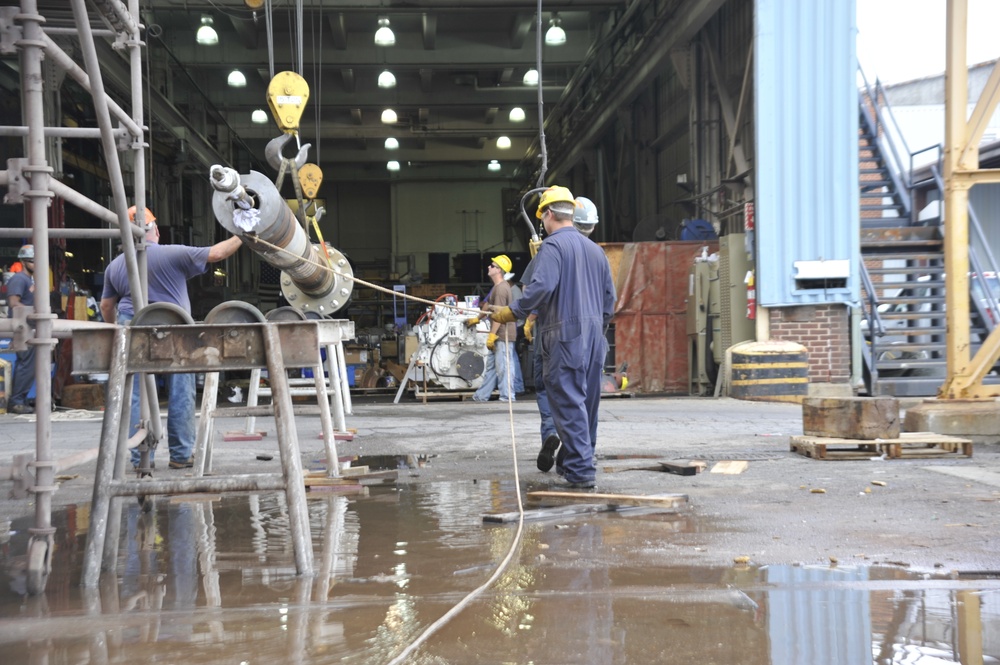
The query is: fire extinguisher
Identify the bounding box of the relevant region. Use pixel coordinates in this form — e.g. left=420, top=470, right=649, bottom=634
left=744, top=270, right=756, bottom=320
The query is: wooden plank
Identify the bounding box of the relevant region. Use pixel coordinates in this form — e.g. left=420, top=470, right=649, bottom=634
left=710, top=460, right=749, bottom=474
left=603, top=460, right=706, bottom=475
left=526, top=491, right=687, bottom=508
left=484, top=503, right=621, bottom=523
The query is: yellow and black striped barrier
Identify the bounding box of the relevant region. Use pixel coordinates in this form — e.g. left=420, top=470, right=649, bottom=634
left=730, top=341, right=809, bottom=403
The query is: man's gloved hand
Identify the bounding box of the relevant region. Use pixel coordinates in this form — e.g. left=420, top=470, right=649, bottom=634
left=465, top=316, right=480, bottom=327
left=523, top=317, right=535, bottom=342
left=486, top=332, right=498, bottom=351
left=490, top=306, right=516, bottom=323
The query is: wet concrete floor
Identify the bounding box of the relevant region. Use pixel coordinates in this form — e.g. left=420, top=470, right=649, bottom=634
left=2, top=476, right=999, bottom=664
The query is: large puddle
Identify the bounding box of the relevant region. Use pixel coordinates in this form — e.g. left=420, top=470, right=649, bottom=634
left=1, top=479, right=998, bottom=664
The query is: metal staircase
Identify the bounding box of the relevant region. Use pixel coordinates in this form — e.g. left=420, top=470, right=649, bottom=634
left=857, top=71, right=1000, bottom=396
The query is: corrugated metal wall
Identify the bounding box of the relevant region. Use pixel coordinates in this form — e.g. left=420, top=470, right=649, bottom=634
left=754, top=0, right=859, bottom=306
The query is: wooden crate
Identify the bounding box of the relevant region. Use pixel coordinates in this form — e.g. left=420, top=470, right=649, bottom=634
left=790, top=432, right=972, bottom=461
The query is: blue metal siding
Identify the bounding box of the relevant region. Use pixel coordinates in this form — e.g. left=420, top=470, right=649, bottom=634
left=754, top=0, right=859, bottom=306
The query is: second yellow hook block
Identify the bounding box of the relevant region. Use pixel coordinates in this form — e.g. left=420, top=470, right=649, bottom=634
left=267, top=71, right=310, bottom=133
left=299, top=164, right=323, bottom=199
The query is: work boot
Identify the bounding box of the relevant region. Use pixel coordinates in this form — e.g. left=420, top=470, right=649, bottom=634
left=169, top=457, right=194, bottom=469
left=536, top=434, right=561, bottom=472
left=8, top=403, right=34, bottom=414
left=553, top=476, right=596, bottom=490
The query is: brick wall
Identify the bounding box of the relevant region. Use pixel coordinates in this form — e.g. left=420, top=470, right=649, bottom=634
left=769, top=304, right=851, bottom=383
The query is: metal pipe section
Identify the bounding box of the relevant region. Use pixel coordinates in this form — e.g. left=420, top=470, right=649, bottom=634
left=39, top=31, right=143, bottom=138
left=0, top=126, right=129, bottom=138
left=19, top=0, right=58, bottom=587
left=210, top=167, right=355, bottom=316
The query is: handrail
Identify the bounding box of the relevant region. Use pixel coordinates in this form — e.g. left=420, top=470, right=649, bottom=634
left=931, top=164, right=1000, bottom=331
left=858, top=258, right=885, bottom=392
left=858, top=67, right=912, bottom=221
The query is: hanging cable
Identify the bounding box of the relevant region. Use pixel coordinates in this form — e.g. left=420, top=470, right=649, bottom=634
left=264, top=0, right=275, bottom=80
left=313, top=2, right=322, bottom=163
left=534, top=0, right=548, bottom=187
left=386, top=332, right=523, bottom=665
left=295, top=0, right=304, bottom=75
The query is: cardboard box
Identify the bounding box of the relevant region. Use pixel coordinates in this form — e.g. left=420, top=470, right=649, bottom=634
left=344, top=347, right=368, bottom=365
left=403, top=334, right=419, bottom=362
left=381, top=339, right=399, bottom=358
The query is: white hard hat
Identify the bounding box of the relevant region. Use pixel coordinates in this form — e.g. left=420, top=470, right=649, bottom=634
left=572, top=196, right=599, bottom=236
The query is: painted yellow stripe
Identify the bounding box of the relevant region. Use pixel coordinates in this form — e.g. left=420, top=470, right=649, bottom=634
left=731, top=377, right=809, bottom=386
left=732, top=362, right=808, bottom=370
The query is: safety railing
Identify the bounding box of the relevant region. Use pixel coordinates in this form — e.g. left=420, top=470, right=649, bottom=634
left=858, top=67, right=913, bottom=222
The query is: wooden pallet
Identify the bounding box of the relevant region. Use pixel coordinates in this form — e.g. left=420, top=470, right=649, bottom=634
left=790, top=432, right=972, bottom=461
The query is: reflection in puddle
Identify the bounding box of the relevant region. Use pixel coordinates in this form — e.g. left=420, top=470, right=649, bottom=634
left=0, top=481, right=998, bottom=664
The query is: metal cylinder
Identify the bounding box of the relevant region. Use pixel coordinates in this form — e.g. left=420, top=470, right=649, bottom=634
left=210, top=168, right=354, bottom=316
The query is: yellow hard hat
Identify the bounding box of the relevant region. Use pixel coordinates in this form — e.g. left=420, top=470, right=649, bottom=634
left=492, top=254, right=512, bottom=273
left=535, top=185, right=576, bottom=218
left=128, top=205, right=157, bottom=228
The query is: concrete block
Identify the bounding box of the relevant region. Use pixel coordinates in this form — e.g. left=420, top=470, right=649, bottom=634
left=904, top=399, right=1000, bottom=444
left=802, top=395, right=900, bottom=440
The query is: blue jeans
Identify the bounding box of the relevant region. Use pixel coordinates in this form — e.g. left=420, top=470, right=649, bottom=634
left=120, top=313, right=196, bottom=465
left=10, top=345, right=36, bottom=406
left=473, top=340, right=515, bottom=402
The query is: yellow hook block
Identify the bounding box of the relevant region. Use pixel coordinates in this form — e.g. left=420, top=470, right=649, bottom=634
left=266, top=71, right=309, bottom=133
left=299, top=163, right=323, bottom=200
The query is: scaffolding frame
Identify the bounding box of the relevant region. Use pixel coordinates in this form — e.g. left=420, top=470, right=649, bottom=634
left=0, top=0, right=159, bottom=594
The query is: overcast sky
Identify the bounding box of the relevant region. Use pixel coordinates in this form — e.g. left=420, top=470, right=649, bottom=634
left=857, top=0, right=1000, bottom=84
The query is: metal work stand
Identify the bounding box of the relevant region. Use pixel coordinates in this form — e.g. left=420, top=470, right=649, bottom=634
left=76, top=314, right=353, bottom=588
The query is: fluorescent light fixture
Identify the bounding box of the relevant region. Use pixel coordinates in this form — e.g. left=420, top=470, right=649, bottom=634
left=496, top=136, right=511, bottom=149
left=385, top=137, right=399, bottom=150
left=488, top=160, right=501, bottom=171
left=227, top=69, right=246, bottom=87
left=196, top=16, right=218, bottom=45
left=378, top=69, right=397, bottom=88
left=381, top=108, right=398, bottom=124
left=387, top=160, right=401, bottom=171
left=374, top=17, right=395, bottom=46
left=522, top=69, right=539, bottom=86
left=251, top=109, right=268, bottom=124
left=508, top=107, right=526, bottom=122
left=545, top=14, right=566, bottom=46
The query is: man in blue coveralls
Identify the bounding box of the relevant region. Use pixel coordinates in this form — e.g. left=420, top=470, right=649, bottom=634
left=490, top=186, right=616, bottom=489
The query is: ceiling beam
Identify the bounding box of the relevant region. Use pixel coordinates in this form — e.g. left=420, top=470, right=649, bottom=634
left=510, top=13, right=533, bottom=50
left=422, top=13, right=437, bottom=50
left=328, top=13, right=347, bottom=50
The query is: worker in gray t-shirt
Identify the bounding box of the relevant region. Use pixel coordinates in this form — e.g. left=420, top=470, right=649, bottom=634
left=100, top=205, right=243, bottom=470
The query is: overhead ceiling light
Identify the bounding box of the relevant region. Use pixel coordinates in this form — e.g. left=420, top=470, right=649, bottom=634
left=385, top=137, right=399, bottom=150
left=251, top=109, right=269, bottom=124
left=496, top=136, right=511, bottom=149
left=508, top=107, right=526, bottom=122
left=522, top=69, right=539, bottom=86
left=381, top=108, right=398, bottom=124
left=196, top=16, right=218, bottom=45
left=488, top=160, right=501, bottom=172
left=378, top=69, right=397, bottom=89
left=387, top=160, right=401, bottom=171
left=227, top=69, right=247, bottom=87
left=374, top=17, right=395, bottom=46
left=545, top=14, right=566, bottom=46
